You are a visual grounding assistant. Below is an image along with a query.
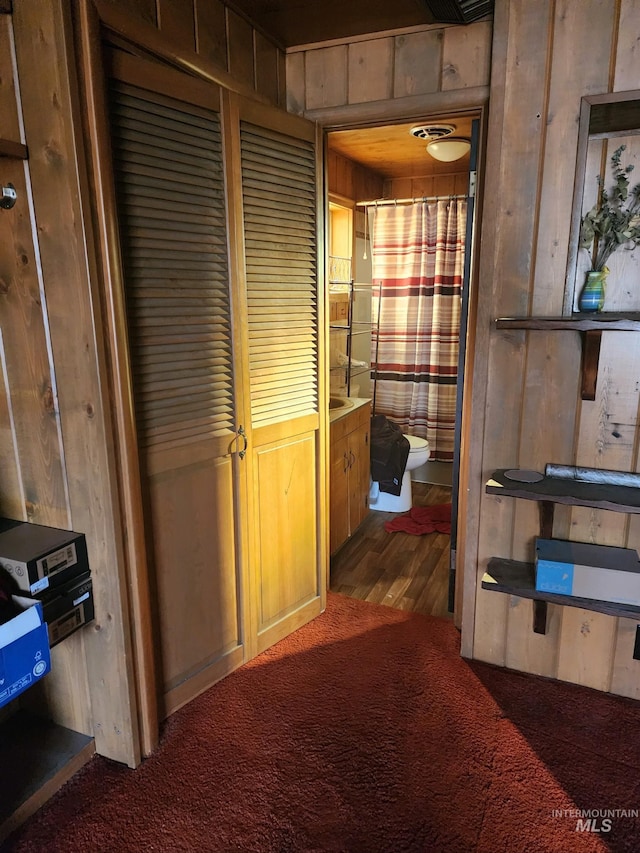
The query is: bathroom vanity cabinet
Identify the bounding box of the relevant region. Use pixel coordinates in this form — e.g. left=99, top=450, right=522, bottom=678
left=330, top=400, right=371, bottom=554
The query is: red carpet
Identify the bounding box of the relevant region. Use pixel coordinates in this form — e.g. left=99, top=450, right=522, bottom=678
left=384, top=502, right=452, bottom=535
left=4, top=592, right=640, bottom=853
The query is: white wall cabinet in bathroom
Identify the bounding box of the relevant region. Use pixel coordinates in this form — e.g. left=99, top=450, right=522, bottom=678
left=330, top=402, right=371, bottom=554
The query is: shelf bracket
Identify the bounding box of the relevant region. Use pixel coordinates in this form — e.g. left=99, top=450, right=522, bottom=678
left=539, top=500, right=555, bottom=539
left=533, top=600, right=548, bottom=634
left=580, top=329, right=602, bottom=401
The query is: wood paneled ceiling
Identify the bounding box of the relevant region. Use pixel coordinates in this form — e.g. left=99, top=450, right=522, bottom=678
left=328, top=117, right=473, bottom=179
left=229, top=0, right=438, bottom=47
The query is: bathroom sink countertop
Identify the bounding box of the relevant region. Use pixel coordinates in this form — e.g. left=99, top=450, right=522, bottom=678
left=329, top=397, right=372, bottom=423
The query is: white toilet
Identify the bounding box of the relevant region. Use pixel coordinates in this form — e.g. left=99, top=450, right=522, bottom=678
left=369, top=434, right=430, bottom=513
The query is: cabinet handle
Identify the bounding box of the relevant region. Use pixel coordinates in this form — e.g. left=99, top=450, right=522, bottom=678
left=349, top=450, right=356, bottom=468
left=343, top=452, right=349, bottom=473
left=237, top=425, right=248, bottom=460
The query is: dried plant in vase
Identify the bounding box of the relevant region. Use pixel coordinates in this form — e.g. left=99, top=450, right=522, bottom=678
left=578, top=145, right=640, bottom=311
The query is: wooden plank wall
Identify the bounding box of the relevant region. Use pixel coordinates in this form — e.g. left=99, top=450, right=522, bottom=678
left=0, top=0, right=291, bottom=769
left=327, top=145, right=465, bottom=203
left=384, top=173, right=468, bottom=199
left=1, top=1, right=140, bottom=766
left=327, top=149, right=384, bottom=202
left=286, top=20, right=492, bottom=118
left=104, top=0, right=286, bottom=107
left=468, top=0, right=640, bottom=699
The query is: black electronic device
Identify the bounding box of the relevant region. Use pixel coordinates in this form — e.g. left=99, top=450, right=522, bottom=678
left=40, top=571, right=94, bottom=648
left=0, top=520, right=89, bottom=596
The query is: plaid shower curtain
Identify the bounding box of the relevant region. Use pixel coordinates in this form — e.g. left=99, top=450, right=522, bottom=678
left=370, top=199, right=467, bottom=462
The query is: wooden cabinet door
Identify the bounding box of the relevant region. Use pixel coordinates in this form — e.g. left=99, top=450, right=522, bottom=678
left=330, top=434, right=350, bottom=554
left=230, top=96, right=326, bottom=654
left=350, top=416, right=371, bottom=532
left=107, top=56, right=247, bottom=716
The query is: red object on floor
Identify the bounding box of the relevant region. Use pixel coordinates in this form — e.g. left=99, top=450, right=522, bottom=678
left=384, top=501, right=452, bottom=535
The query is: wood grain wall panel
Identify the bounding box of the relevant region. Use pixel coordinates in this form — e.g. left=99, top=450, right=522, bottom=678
left=473, top=1, right=553, bottom=666
left=227, top=8, right=254, bottom=88
left=359, top=167, right=384, bottom=202
left=0, top=16, right=24, bottom=519
left=441, top=21, right=492, bottom=91
left=610, top=616, right=640, bottom=700
left=393, top=30, right=442, bottom=98
left=102, top=0, right=284, bottom=106
left=0, top=342, right=25, bottom=521
left=0, top=157, right=68, bottom=527
left=328, top=149, right=384, bottom=203
left=0, top=18, right=20, bottom=138
left=509, top=0, right=614, bottom=647
left=255, top=31, right=279, bottom=104
left=558, top=333, right=640, bottom=690
left=328, top=149, right=353, bottom=199
left=505, top=597, right=562, bottom=677
left=285, top=51, right=305, bottom=114
left=12, top=0, right=140, bottom=762
left=195, top=0, right=228, bottom=71
left=385, top=174, right=462, bottom=199
left=385, top=176, right=412, bottom=199
left=305, top=46, right=348, bottom=110
left=157, top=0, right=196, bottom=53
left=105, top=0, right=157, bottom=27
left=533, top=0, right=615, bottom=317
left=277, top=49, right=286, bottom=109
left=613, top=0, right=640, bottom=91
left=556, top=610, right=617, bottom=692
left=348, top=38, right=393, bottom=104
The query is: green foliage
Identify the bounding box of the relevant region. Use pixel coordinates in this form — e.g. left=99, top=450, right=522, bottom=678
left=580, top=145, right=640, bottom=272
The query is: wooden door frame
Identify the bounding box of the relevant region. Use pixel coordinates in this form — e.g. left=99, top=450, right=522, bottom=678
left=312, top=93, right=489, bottom=642
left=73, top=0, right=161, bottom=759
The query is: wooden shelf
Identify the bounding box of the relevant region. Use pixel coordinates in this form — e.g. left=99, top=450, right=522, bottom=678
left=0, top=711, right=94, bottom=842
left=495, top=313, right=640, bottom=331
left=486, top=469, right=640, bottom=514
left=485, top=470, right=640, bottom=636
left=495, top=314, right=640, bottom=400
left=482, top=557, right=640, bottom=620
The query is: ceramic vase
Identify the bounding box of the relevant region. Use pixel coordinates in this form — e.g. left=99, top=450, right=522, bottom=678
left=578, top=269, right=607, bottom=313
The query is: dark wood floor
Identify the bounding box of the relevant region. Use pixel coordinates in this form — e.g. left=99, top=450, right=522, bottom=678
left=330, top=482, right=453, bottom=619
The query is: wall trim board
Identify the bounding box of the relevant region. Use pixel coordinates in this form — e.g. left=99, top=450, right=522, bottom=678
left=303, top=86, right=489, bottom=130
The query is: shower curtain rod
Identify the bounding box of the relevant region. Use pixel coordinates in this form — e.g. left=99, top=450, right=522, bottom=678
left=356, top=194, right=466, bottom=207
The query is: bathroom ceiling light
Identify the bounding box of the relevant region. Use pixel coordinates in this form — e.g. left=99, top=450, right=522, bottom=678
left=426, top=137, right=471, bottom=162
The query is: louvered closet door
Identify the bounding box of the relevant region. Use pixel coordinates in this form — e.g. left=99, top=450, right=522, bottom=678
left=108, top=61, right=247, bottom=716
left=235, top=100, right=326, bottom=653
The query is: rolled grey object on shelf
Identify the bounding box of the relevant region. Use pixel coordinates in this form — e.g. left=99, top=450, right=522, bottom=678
left=545, top=464, right=640, bottom=488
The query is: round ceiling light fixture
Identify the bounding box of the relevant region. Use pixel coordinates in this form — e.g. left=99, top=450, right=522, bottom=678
left=426, top=137, right=471, bottom=162
left=408, top=124, right=470, bottom=162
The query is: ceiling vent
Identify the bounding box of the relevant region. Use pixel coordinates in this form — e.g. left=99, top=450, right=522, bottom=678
left=409, top=124, right=455, bottom=140
left=424, top=0, right=494, bottom=24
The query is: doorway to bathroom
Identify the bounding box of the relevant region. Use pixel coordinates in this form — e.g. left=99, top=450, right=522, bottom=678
left=326, top=113, right=479, bottom=620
